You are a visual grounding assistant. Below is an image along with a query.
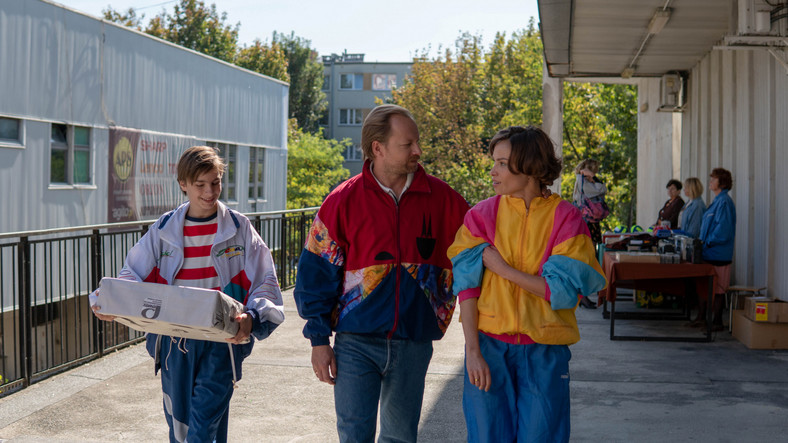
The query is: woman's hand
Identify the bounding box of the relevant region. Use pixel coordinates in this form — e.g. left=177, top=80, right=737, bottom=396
left=466, top=346, right=491, bottom=392
left=482, top=246, right=511, bottom=276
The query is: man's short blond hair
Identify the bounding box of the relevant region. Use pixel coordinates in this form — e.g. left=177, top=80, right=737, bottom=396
left=361, top=105, right=416, bottom=161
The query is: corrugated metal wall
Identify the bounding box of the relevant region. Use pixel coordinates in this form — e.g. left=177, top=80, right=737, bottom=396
left=681, top=49, right=787, bottom=300
left=0, top=0, right=288, bottom=232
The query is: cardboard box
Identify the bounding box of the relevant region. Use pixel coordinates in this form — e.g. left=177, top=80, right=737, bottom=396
left=732, top=310, right=788, bottom=350
left=744, top=297, right=788, bottom=323
left=615, top=252, right=661, bottom=263
left=97, top=277, right=244, bottom=342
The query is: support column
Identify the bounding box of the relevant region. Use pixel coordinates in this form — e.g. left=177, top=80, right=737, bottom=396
left=542, top=59, right=563, bottom=192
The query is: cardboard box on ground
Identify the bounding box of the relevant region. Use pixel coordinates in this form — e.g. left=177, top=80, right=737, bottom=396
left=744, top=297, right=788, bottom=323
left=732, top=310, right=788, bottom=350
left=98, top=278, right=244, bottom=342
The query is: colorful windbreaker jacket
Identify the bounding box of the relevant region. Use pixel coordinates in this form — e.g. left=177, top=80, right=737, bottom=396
left=294, top=161, right=469, bottom=346
left=447, top=194, right=606, bottom=345
left=699, top=189, right=736, bottom=262
left=90, top=201, right=285, bottom=378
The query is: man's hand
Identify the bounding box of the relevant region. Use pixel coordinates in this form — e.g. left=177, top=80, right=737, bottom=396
left=227, top=312, right=252, bottom=344
left=312, top=345, right=337, bottom=385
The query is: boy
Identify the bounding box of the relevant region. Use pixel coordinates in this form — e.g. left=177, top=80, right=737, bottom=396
left=91, top=145, right=285, bottom=443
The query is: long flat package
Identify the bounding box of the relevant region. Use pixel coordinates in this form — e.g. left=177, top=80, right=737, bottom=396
left=97, top=277, right=244, bottom=342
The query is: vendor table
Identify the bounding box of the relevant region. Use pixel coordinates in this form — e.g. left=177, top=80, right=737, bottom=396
left=597, top=251, right=716, bottom=341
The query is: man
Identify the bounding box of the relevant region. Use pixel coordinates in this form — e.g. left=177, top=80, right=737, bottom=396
left=294, top=104, right=468, bottom=442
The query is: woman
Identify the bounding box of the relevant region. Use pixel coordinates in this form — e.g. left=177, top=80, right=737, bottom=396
left=696, top=168, right=736, bottom=330
left=656, top=179, right=685, bottom=228
left=447, top=126, right=606, bottom=443
left=679, top=177, right=706, bottom=238
left=572, top=159, right=607, bottom=245
left=572, top=159, right=607, bottom=309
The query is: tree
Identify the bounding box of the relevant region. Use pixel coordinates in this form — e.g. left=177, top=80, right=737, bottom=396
left=560, top=82, right=638, bottom=230
left=287, top=120, right=350, bottom=209
left=102, top=7, right=144, bottom=29
left=273, top=32, right=327, bottom=133
left=392, top=25, right=544, bottom=204
left=235, top=40, right=289, bottom=82
left=144, top=0, right=239, bottom=63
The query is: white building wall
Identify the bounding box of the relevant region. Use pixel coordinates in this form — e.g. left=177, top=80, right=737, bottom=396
left=0, top=0, right=289, bottom=232
left=681, top=48, right=787, bottom=301
left=636, top=78, right=676, bottom=229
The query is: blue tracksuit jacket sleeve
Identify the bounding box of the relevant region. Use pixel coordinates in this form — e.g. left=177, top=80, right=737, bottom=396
left=702, top=195, right=736, bottom=247
left=294, top=250, right=344, bottom=346
left=449, top=242, right=490, bottom=294
left=542, top=255, right=607, bottom=310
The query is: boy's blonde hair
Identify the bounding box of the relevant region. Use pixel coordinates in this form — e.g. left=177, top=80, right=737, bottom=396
left=177, top=146, right=225, bottom=195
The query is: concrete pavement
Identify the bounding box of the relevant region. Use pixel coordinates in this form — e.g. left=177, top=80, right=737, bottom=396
left=1, top=290, right=787, bottom=442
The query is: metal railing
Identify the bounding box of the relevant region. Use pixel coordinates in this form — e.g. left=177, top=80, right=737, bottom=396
left=0, top=207, right=317, bottom=398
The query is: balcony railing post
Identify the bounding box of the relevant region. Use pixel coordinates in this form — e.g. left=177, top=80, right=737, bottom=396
left=280, top=213, right=287, bottom=287
left=17, top=236, right=31, bottom=388
left=90, top=229, right=104, bottom=358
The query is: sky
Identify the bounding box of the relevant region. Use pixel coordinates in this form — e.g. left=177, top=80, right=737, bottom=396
left=57, top=0, right=540, bottom=62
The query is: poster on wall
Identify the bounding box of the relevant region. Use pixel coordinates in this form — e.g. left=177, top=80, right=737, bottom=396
left=108, top=127, right=199, bottom=222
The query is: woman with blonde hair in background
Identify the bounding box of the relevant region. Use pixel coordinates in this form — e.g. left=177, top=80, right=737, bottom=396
left=679, top=177, right=705, bottom=238
left=572, top=159, right=607, bottom=309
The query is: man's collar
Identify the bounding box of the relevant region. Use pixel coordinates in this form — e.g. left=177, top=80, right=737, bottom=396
left=369, top=162, right=413, bottom=202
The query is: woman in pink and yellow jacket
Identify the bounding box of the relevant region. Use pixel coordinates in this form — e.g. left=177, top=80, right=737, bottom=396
left=448, top=126, right=606, bottom=443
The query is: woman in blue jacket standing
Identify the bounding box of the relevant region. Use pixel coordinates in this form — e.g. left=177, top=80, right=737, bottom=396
left=697, top=168, right=736, bottom=330
left=679, top=177, right=706, bottom=238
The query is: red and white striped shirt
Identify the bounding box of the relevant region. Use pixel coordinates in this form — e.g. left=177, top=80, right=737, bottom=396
left=173, top=212, right=221, bottom=290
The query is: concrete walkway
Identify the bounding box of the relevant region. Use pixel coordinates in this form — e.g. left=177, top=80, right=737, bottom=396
left=1, top=290, right=787, bottom=442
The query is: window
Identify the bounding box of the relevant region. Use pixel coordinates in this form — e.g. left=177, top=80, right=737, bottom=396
left=248, top=147, right=265, bottom=204
left=208, top=142, right=237, bottom=202
left=344, top=144, right=363, bottom=161
left=318, top=110, right=329, bottom=127
left=50, top=123, right=91, bottom=185
left=340, top=73, right=363, bottom=90
left=0, top=117, right=23, bottom=147
left=322, top=74, right=330, bottom=90
left=339, top=109, right=363, bottom=126
left=372, top=74, right=397, bottom=90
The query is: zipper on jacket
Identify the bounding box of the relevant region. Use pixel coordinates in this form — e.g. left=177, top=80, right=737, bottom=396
left=388, top=196, right=402, bottom=339
left=517, top=206, right=530, bottom=344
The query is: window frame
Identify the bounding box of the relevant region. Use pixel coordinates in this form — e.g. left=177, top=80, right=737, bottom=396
left=49, top=123, right=93, bottom=187
left=0, top=116, right=25, bottom=149
left=207, top=142, right=238, bottom=204
left=372, top=74, right=397, bottom=91
left=339, top=73, right=363, bottom=90
left=338, top=109, right=363, bottom=126
left=344, top=143, right=363, bottom=161
left=248, top=146, right=266, bottom=209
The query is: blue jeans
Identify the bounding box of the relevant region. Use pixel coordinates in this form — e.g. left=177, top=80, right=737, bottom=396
left=463, top=333, right=572, bottom=443
left=333, top=333, right=434, bottom=443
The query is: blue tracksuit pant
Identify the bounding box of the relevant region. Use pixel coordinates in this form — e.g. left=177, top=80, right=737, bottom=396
left=159, top=337, right=235, bottom=443
left=463, top=332, right=572, bottom=443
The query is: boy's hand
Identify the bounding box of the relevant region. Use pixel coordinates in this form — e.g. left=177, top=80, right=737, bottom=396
left=91, top=290, right=116, bottom=322
left=227, top=312, right=252, bottom=344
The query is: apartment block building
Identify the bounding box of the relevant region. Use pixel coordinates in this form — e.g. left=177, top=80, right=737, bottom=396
left=322, top=53, right=411, bottom=176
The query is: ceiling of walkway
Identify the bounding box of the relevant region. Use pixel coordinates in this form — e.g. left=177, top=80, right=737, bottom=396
left=538, top=0, right=731, bottom=78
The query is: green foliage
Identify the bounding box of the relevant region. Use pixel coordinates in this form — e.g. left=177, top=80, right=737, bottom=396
left=392, top=23, right=544, bottom=205
left=287, top=120, right=350, bottom=209
left=559, top=82, right=638, bottom=230
left=144, top=0, right=239, bottom=63
left=273, top=32, right=328, bottom=133
left=235, top=40, right=289, bottom=82
left=102, top=7, right=144, bottom=29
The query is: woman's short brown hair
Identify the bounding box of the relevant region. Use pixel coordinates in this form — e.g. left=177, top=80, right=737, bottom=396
left=710, top=167, right=733, bottom=190
left=488, top=126, right=563, bottom=187
left=574, top=159, right=600, bottom=175
left=361, top=105, right=416, bottom=161
left=177, top=146, right=225, bottom=193
left=684, top=177, right=703, bottom=199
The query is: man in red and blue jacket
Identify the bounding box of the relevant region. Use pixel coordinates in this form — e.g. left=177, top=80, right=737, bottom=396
left=294, top=104, right=468, bottom=442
